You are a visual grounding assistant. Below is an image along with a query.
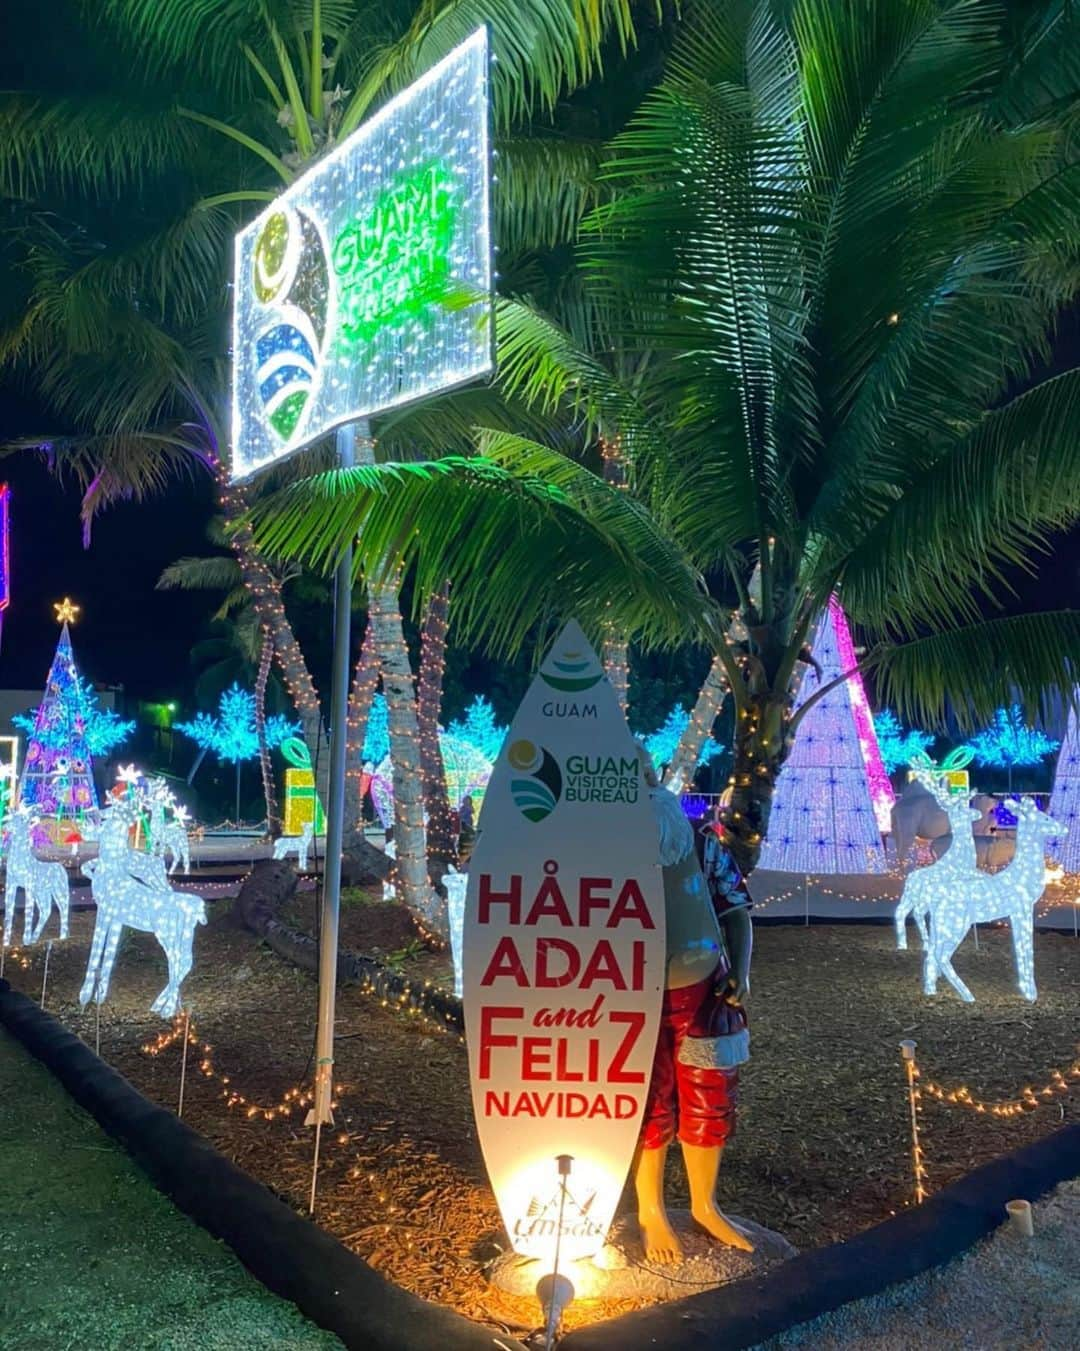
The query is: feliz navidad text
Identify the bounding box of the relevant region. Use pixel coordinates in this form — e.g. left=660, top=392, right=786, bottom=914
left=474, top=862, right=657, bottom=1120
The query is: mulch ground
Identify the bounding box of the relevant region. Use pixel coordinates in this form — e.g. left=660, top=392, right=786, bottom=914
left=4, top=891, right=1078, bottom=1339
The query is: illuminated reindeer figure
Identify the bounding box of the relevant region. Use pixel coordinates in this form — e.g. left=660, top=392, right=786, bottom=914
left=894, top=782, right=981, bottom=950
left=2, top=808, right=70, bottom=946
left=272, top=819, right=313, bottom=871
left=924, top=797, right=1060, bottom=1003
left=145, top=778, right=191, bottom=875
left=80, top=801, right=205, bottom=1017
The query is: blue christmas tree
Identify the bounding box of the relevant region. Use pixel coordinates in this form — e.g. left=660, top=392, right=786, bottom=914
left=637, top=705, right=724, bottom=774
left=446, top=695, right=507, bottom=762
left=175, top=684, right=298, bottom=764
left=873, top=709, right=935, bottom=775
left=964, top=705, right=1059, bottom=789
left=14, top=677, right=134, bottom=760
left=362, top=693, right=390, bottom=764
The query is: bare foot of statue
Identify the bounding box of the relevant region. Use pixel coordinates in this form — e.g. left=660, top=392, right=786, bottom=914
left=691, top=1198, right=755, bottom=1253
left=638, top=1207, right=684, bottom=1265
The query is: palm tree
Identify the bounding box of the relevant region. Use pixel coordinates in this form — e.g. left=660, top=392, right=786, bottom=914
left=252, top=0, right=1080, bottom=875
left=158, top=521, right=392, bottom=858
left=2, top=0, right=644, bottom=907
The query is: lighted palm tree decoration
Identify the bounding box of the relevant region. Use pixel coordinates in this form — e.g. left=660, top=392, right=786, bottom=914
left=253, top=0, right=1080, bottom=873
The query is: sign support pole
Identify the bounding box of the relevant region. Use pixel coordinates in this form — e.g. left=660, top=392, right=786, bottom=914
left=307, top=420, right=360, bottom=1127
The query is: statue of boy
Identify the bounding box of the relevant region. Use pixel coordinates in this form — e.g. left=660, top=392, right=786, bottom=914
left=633, top=765, right=753, bottom=1262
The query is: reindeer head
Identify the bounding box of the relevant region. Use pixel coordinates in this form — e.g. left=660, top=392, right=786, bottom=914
left=1004, top=796, right=1061, bottom=838
left=941, top=793, right=981, bottom=829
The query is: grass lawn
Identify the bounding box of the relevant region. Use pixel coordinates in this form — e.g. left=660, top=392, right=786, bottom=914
left=0, top=1029, right=342, bottom=1351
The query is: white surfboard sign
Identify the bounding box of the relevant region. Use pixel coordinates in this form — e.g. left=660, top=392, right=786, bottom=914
left=464, top=620, right=665, bottom=1264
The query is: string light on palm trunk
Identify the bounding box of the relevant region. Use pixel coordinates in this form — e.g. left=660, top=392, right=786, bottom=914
left=417, top=581, right=456, bottom=865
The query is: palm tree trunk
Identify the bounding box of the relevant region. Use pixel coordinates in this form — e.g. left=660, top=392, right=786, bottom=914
left=219, top=476, right=331, bottom=811
left=254, top=627, right=281, bottom=836
left=603, top=636, right=630, bottom=716
left=369, top=586, right=443, bottom=934
left=417, top=581, right=456, bottom=875
left=343, top=619, right=379, bottom=848
left=664, top=653, right=730, bottom=794
left=599, top=437, right=631, bottom=717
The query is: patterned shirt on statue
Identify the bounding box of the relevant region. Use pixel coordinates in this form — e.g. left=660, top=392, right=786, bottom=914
left=699, top=825, right=752, bottom=918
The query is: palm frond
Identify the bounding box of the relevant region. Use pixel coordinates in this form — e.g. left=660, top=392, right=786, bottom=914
left=867, top=610, right=1080, bottom=729
left=0, top=94, right=199, bottom=198
left=339, top=0, right=644, bottom=135
left=494, top=135, right=605, bottom=253
left=248, top=453, right=714, bottom=655
left=157, top=555, right=243, bottom=593
left=833, top=370, right=1080, bottom=631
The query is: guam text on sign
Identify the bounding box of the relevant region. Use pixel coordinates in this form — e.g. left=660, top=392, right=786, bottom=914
left=463, top=621, right=665, bottom=1263
left=231, top=28, right=492, bottom=479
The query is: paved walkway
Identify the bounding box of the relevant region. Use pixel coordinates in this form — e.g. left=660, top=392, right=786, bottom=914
left=0, top=1031, right=342, bottom=1350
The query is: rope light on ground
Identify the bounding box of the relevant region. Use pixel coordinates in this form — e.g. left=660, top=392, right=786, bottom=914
left=921, top=1056, right=1080, bottom=1119
left=141, top=1015, right=340, bottom=1121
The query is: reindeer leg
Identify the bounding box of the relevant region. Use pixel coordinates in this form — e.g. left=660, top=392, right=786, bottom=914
left=895, top=906, right=909, bottom=950
left=152, top=921, right=182, bottom=1017
left=936, top=941, right=975, bottom=1002
left=57, top=878, right=69, bottom=941
left=3, top=880, right=15, bottom=949
left=1011, top=917, right=1037, bottom=1001
left=95, top=922, right=123, bottom=1005
left=22, top=882, right=37, bottom=945
left=80, top=917, right=107, bottom=1005
left=31, top=876, right=51, bottom=944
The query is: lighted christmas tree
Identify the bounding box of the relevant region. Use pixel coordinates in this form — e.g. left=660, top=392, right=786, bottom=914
left=757, top=597, right=893, bottom=874
left=446, top=695, right=506, bottom=762
left=638, top=705, right=724, bottom=776
left=175, top=683, right=299, bottom=821
left=1048, top=702, right=1080, bottom=872
left=873, top=709, right=935, bottom=775
left=964, top=704, right=1059, bottom=791
left=16, top=600, right=133, bottom=833
left=362, top=693, right=390, bottom=765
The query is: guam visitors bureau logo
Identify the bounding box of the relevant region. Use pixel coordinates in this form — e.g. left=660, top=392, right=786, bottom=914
left=251, top=207, right=329, bottom=443
left=508, top=741, right=641, bottom=819
left=540, top=646, right=603, bottom=694
left=508, top=740, right=563, bottom=822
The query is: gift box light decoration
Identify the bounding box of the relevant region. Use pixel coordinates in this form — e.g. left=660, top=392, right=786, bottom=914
left=922, top=797, right=1061, bottom=1003
left=231, top=27, right=492, bottom=479
left=369, top=733, right=493, bottom=830
left=280, top=737, right=326, bottom=836
left=80, top=800, right=206, bottom=1018
left=757, top=597, right=894, bottom=873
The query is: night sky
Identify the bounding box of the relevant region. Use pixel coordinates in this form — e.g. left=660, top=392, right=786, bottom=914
left=0, top=386, right=217, bottom=702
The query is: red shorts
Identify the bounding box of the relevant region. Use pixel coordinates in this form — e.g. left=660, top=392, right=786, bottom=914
left=640, top=969, right=746, bottom=1151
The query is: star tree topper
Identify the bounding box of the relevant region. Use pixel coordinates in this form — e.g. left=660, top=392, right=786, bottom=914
left=54, top=598, right=80, bottom=625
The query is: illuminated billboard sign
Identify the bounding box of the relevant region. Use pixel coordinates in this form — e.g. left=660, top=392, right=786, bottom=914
left=231, top=28, right=491, bottom=479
